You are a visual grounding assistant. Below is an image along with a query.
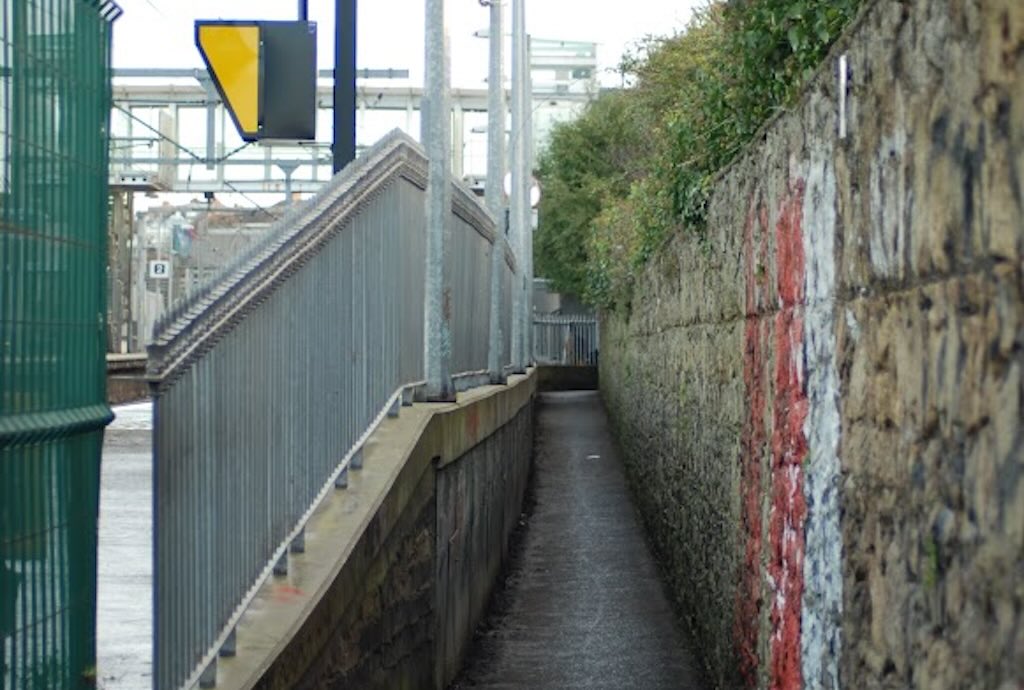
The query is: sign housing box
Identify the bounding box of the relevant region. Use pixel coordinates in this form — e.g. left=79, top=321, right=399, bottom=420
left=196, top=20, right=317, bottom=142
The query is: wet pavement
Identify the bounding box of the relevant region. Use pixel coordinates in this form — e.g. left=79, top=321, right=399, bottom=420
left=97, top=402, right=153, bottom=690
left=452, top=391, right=707, bottom=689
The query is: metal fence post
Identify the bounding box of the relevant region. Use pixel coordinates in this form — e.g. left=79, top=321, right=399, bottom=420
left=524, top=34, right=535, bottom=365
left=423, top=0, right=455, bottom=400
left=509, top=0, right=528, bottom=374
left=485, top=0, right=507, bottom=384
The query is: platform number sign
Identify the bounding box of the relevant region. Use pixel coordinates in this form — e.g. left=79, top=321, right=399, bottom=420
left=149, top=260, right=171, bottom=280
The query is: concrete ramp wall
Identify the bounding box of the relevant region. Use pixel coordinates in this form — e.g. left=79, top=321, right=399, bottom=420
left=216, top=371, right=535, bottom=690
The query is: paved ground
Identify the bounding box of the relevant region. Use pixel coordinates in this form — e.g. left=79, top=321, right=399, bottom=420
left=96, top=402, right=153, bottom=690
left=452, top=391, right=707, bottom=689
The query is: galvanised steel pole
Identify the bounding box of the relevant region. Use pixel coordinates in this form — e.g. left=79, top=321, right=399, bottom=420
left=423, top=0, right=455, bottom=399
left=485, top=0, right=507, bottom=383
left=524, top=33, right=535, bottom=365
left=509, top=0, right=527, bottom=373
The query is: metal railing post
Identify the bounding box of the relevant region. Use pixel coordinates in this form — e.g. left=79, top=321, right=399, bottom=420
left=486, top=0, right=507, bottom=384
left=509, top=0, right=528, bottom=373
left=524, top=37, right=535, bottom=365
left=423, top=0, right=455, bottom=400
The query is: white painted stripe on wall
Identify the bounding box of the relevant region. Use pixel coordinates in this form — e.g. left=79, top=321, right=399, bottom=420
left=801, top=144, right=843, bottom=689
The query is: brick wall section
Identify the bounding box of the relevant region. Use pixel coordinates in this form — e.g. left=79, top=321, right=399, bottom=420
left=601, top=1, right=1023, bottom=688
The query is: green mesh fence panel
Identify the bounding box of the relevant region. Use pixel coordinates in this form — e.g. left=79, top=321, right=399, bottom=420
left=0, top=1, right=118, bottom=687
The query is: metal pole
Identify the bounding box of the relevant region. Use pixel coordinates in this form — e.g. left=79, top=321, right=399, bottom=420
left=524, top=33, right=534, bottom=365
left=299, top=0, right=308, bottom=21
left=509, top=0, right=527, bottom=373
left=126, top=194, right=135, bottom=351
left=423, top=0, right=454, bottom=400
left=333, top=0, right=357, bottom=172
left=451, top=104, right=465, bottom=178
left=485, top=0, right=506, bottom=383
left=484, top=3, right=505, bottom=217
left=167, top=250, right=175, bottom=309
left=201, top=78, right=217, bottom=171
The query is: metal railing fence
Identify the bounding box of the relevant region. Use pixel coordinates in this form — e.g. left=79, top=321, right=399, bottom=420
left=532, top=314, right=599, bottom=366
left=0, top=1, right=120, bottom=688
left=147, top=130, right=517, bottom=690
left=450, top=205, right=502, bottom=383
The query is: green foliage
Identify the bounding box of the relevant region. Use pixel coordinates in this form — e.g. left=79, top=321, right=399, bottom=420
left=534, top=0, right=862, bottom=309
left=534, top=90, right=650, bottom=299
left=726, top=0, right=862, bottom=136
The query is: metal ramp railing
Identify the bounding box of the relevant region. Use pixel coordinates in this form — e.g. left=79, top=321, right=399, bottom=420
left=146, top=130, right=517, bottom=690
left=533, top=314, right=599, bottom=366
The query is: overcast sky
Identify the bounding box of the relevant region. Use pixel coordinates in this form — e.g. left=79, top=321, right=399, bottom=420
left=112, top=0, right=701, bottom=87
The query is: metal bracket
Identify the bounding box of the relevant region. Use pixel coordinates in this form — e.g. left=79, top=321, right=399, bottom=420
left=219, top=629, right=237, bottom=658
left=273, top=552, right=288, bottom=576
left=838, top=54, right=850, bottom=141
left=198, top=658, right=217, bottom=688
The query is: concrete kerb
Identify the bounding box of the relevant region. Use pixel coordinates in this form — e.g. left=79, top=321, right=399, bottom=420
left=212, top=368, right=537, bottom=690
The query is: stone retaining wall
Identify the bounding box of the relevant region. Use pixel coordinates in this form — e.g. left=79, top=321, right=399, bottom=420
left=601, top=1, right=1023, bottom=687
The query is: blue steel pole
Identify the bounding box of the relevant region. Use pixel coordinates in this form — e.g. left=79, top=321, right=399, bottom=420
left=333, top=0, right=356, bottom=172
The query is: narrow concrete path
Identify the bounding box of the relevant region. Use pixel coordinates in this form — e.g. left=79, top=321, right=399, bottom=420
left=453, top=391, right=707, bottom=689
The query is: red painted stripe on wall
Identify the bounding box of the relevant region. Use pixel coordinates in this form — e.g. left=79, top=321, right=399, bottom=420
left=768, top=181, right=808, bottom=690
left=737, top=201, right=770, bottom=688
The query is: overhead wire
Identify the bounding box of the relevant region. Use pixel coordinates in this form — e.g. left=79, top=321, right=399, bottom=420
left=113, top=104, right=282, bottom=219
left=140, top=0, right=166, bottom=17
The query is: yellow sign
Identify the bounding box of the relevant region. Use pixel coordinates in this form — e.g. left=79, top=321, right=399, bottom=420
left=196, top=23, right=260, bottom=139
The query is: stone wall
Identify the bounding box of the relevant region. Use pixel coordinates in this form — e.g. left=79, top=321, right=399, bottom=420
left=601, top=1, right=1023, bottom=688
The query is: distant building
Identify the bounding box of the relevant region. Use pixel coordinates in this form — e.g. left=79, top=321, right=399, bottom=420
left=130, top=199, right=280, bottom=346
left=530, top=39, right=599, bottom=152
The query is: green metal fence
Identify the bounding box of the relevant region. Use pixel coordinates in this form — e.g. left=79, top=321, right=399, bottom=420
left=0, top=1, right=120, bottom=687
